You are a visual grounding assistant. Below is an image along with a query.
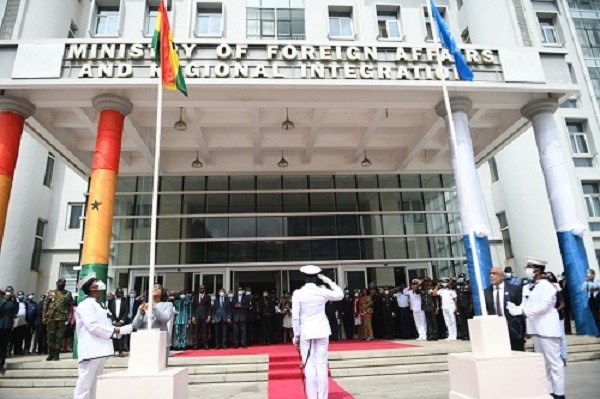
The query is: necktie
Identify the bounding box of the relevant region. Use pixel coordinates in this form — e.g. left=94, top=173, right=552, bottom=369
left=496, top=287, right=503, bottom=317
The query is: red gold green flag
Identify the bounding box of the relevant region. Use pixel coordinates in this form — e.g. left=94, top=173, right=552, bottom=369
left=152, top=0, right=187, bottom=96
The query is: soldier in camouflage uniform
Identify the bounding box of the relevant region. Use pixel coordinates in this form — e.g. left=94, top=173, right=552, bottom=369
left=43, top=278, right=73, bottom=361
left=421, top=278, right=439, bottom=341
left=455, top=273, right=473, bottom=340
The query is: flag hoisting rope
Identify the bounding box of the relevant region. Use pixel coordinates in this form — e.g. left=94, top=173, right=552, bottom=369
left=147, top=0, right=188, bottom=329
left=425, top=0, right=486, bottom=314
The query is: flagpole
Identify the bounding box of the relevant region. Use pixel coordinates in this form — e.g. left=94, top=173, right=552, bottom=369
left=147, top=70, right=163, bottom=329
left=426, top=0, right=486, bottom=315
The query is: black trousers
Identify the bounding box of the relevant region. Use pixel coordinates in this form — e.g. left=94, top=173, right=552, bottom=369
left=396, top=307, right=412, bottom=339
left=589, top=297, right=600, bottom=333
left=425, top=310, right=438, bottom=340
left=12, top=325, right=26, bottom=354
left=24, top=326, right=34, bottom=353
left=510, top=335, right=525, bottom=352
left=383, top=314, right=394, bottom=339
left=35, top=323, right=47, bottom=353
left=261, top=317, right=272, bottom=344
left=215, top=321, right=227, bottom=347
left=194, top=318, right=209, bottom=348
left=0, top=328, right=11, bottom=366
left=234, top=319, right=247, bottom=346
left=246, top=319, right=255, bottom=345
left=343, top=314, right=354, bottom=339
left=457, top=308, right=470, bottom=340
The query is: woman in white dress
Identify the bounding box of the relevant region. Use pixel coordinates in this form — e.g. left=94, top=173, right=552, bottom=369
left=281, top=293, right=293, bottom=343
left=132, top=284, right=174, bottom=363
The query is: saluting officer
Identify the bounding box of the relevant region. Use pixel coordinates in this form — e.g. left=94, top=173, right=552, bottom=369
left=43, top=278, right=73, bottom=361
left=292, top=265, right=344, bottom=399
left=456, top=273, right=473, bottom=340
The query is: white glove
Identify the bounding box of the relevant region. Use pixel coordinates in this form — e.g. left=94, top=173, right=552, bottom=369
left=318, top=274, right=333, bottom=285
left=119, top=324, right=133, bottom=335
left=293, top=336, right=300, bottom=346
left=506, top=302, right=523, bottom=316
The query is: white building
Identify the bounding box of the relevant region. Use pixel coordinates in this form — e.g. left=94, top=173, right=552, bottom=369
left=0, top=0, right=595, bottom=296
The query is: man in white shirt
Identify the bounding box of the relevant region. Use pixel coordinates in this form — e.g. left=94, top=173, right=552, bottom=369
left=292, top=265, right=344, bottom=399
left=435, top=278, right=457, bottom=341
left=404, top=279, right=426, bottom=341
left=393, top=285, right=412, bottom=339
left=507, top=258, right=564, bottom=399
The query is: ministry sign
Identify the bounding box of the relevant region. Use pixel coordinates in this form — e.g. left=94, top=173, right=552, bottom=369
left=63, top=42, right=500, bottom=81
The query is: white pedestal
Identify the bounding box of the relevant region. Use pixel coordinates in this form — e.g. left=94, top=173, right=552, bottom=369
left=97, top=330, right=188, bottom=399
left=448, top=316, right=550, bottom=399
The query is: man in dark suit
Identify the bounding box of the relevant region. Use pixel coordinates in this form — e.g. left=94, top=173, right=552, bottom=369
left=484, top=267, right=525, bottom=351
left=232, top=286, right=250, bottom=348
left=258, top=291, right=275, bottom=345
left=212, top=288, right=232, bottom=349
left=108, top=288, right=129, bottom=357
left=340, top=289, right=355, bottom=339
left=192, top=284, right=211, bottom=350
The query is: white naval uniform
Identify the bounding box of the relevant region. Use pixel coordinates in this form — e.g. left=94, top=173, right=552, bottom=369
left=292, top=280, right=344, bottom=399
left=522, top=279, right=564, bottom=396
left=404, top=287, right=426, bottom=340
left=73, top=297, right=117, bottom=399
left=438, top=288, right=457, bottom=340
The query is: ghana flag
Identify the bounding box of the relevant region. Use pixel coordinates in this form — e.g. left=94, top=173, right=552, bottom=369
left=152, top=0, right=187, bottom=96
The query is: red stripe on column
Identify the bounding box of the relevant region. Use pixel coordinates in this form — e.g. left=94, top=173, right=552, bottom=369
left=92, top=109, right=126, bottom=173
left=0, top=112, right=26, bottom=178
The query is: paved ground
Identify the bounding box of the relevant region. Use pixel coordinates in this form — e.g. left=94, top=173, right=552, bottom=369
left=0, top=360, right=598, bottom=398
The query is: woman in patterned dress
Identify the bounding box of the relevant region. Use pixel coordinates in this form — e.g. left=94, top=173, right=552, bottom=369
left=174, top=290, right=193, bottom=350
left=359, top=289, right=374, bottom=340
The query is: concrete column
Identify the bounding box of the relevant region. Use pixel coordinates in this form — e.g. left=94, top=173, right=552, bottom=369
left=79, top=94, right=133, bottom=303
left=0, top=95, right=36, bottom=250
left=436, top=97, right=492, bottom=316
left=522, top=98, right=598, bottom=336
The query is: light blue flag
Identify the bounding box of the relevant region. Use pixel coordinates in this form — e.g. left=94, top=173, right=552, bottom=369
left=430, top=0, right=474, bottom=81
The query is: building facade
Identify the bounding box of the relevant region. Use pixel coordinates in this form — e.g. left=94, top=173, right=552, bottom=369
left=0, top=0, right=591, bottom=296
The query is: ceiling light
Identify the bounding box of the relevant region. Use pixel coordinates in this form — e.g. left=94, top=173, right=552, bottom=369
left=174, top=107, right=187, bottom=131
left=361, top=151, right=372, bottom=167
left=281, top=108, right=295, bottom=131
left=191, top=151, right=203, bottom=168
left=277, top=150, right=289, bottom=168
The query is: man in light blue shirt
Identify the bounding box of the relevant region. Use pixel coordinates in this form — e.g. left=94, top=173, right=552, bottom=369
left=581, top=269, right=600, bottom=337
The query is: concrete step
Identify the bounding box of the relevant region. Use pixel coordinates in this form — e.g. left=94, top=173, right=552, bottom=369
left=331, top=362, right=448, bottom=378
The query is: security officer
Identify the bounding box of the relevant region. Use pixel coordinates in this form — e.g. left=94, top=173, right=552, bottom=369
left=292, top=265, right=343, bottom=399
left=507, top=258, right=565, bottom=399
left=43, top=278, right=73, bottom=361
left=405, top=279, right=426, bottom=341
left=456, top=273, right=473, bottom=340
left=380, top=287, right=397, bottom=340
left=421, top=278, right=438, bottom=341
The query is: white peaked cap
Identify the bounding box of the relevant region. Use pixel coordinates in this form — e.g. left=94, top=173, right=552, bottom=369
left=300, top=265, right=322, bottom=275
left=526, top=257, right=548, bottom=267
left=76, top=272, right=97, bottom=289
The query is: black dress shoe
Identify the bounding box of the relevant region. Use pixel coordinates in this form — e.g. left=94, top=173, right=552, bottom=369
left=46, top=351, right=54, bottom=361
left=53, top=352, right=60, bottom=361
left=222, top=346, right=227, bottom=350
left=193, top=345, right=198, bottom=350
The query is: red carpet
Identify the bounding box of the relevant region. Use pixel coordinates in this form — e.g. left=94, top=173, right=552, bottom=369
left=175, top=340, right=418, bottom=398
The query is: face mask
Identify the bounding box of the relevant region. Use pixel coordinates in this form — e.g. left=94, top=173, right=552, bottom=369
left=130, top=293, right=136, bottom=298
left=442, top=283, right=447, bottom=288
left=427, top=289, right=433, bottom=295
left=96, top=281, right=107, bottom=291
left=525, top=268, right=535, bottom=279
left=263, top=293, right=268, bottom=297
left=28, top=295, right=34, bottom=301
left=210, top=296, right=216, bottom=301
left=344, top=290, right=349, bottom=294
left=354, top=293, right=359, bottom=297
left=228, top=294, right=234, bottom=298
left=245, top=291, right=251, bottom=296
left=219, top=292, right=225, bottom=297
left=384, top=290, right=390, bottom=295
left=457, top=278, right=464, bottom=284
left=18, top=295, right=24, bottom=301
left=505, top=273, right=512, bottom=279
left=238, top=290, right=245, bottom=295
left=179, top=295, right=185, bottom=299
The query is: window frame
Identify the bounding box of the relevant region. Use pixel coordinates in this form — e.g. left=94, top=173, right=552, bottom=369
left=496, top=211, right=514, bottom=260
left=43, top=152, right=55, bottom=188
left=247, top=0, right=305, bottom=40
left=89, top=0, right=124, bottom=38
left=195, top=1, right=224, bottom=38
left=30, top=218, right=47, bottom=272
left=566, top=120, right=594, bottom=167
left=583, top=182, right=600, bottom=220
left=375, top=4, right=403, bottom=41
left=328, top=7, right=355, bottom=40
left=67, top=202, right=84, bottom=230
left=489, top=157, right=499, bottom=183
left=144, top=1, right=175, bottom=38
left=422, top=5, right=447, bottom=42
left=536, top=13, right=561, bottom=46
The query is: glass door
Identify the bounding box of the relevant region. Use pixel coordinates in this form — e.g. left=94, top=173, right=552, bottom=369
left=133, top=273, right=166, bottom=297
left=344, top=268, right=366, bottom=292
left=192, top=272, right=225, bottom=294
left=405, top=263, right=432, bottom=283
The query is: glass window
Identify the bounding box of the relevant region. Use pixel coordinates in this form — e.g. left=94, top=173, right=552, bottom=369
left=400, top=174, right=421, bottom=188
left=182, top=194, right=205, bottom=214
left=111, top=243, right=131, bottom=265
left=360, top=238, right=385, bottom=259
left=489, top=157, right=499, bottom=182
left=285, top=216, right=310, bottom=236
left=357, top=192, right=380, bottom=212
left=257, top=240, right=284, bottom=261
left=95, top=6, right=120, bottom=36
left=43, top=153, right=55, bottom=188
left=30, top=219, right=46, bottom=271
left=229, top=218, right=256, bottom=238
left=181, top=241, right=205, bottom=264
left=206, top=242, right=228, bottom=263
left=427, top=213, right=449, bottom=234
left=257, top=217, right=283, bottom=237
left=385, top=238, right=407, bottom=259
left=567, top=121, right=590, bottom=154
left=157, top=218, right=180, bottom=239
left=539, top=17, right=559, bottom=44
left=311, top=239, right=337, bottom=260
left=184, top=176, right=205, bottom=191
left=247, top=0, right=304, bottom=40
left=117, top=177, right=137, bottom=192
left=407, top=236, right=430, bottom=258
left=336, top=215, right=360, bottom=235
left=421, top=174, right=442, bottom=188
left=336, top=192, right=358, bottom=212
left=205, top=218, right=228, bottom=238
left=311, top=216, right=337, bottom=236
left=338, top=239, right=361, bottom=260
left=258, top=193, right=282, bottom=212
left=380, top=192, right=401, bottom=211
left=229, top=242, right=256, bottom=262
left=424, top=192, right=446, bottom=211
left=145, top=5, right=158, bottom=36
left=310, top=192, right=336, bottom=212
left=496, top=211, right=514, bottom=259
left=160, top=176, right=182, bottom=192
left=230, top=194, right=256, bottom=213
left=329, top=10, right=353, bottom=38
left=583, top=182, right=600, bottom=217
left=423, top=6, right=446, bottom=41
left=285, top=240, right=310, bottom=261
left=59, top=264, right=78, bottom=293
left=283, top=193, right=309, bottom=212
left=360, top=215, right=384, bottom=235
left=182, top=217, right=205, bottom=239
left=382, top=214, right=404, bottom=235
left=131, top=242, right=150, bottom=265
left=159, top=194, right=181, bottom=215
left=377, top=7, right=401, bottom=39
left=67, top=203, right=84, bottom=229
left=206, top=194, right=228, bottom=214
left=196, top=2, right=222, bottom=36
left=378, top=175, right=400, bottom=188
left=157, top=242, right=180, bottom=265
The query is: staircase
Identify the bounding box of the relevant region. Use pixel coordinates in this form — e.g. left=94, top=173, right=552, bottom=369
left=0, top=335, right=597, bottom=391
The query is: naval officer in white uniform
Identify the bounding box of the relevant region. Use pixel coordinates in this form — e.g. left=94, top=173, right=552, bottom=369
left=507, top=258, right=565, bottom=399
left=292, top=265, right=344, bottom=399
left=74, top=273, right=132, bottom=399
